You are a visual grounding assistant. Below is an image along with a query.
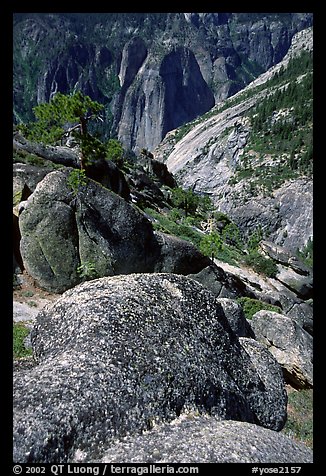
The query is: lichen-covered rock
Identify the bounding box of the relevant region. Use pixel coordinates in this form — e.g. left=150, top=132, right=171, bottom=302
left=239, top=337, right=287, bottom=414
left=13, top=274, right=287, bottom=463
left=19, top=169, right=210, bottom=293
left=94, top=416, right=312, bottom=463
left=251, top=310, right=313, bottom=388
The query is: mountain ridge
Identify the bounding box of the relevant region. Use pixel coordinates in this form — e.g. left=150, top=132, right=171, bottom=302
left=13, top=13, right=313, bottom=152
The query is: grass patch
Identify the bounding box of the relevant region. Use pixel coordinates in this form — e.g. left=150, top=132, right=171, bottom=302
left=243, top=250, right=278, bottom=278
left=13, top=322, right=33, bottom=359
left=144, top=208, right=203, bottom=248
left=21, top=290, right=34, bottom=298
left=237, top=297, right=282, bottom=320
left=283, top=388, right=313, bottom=449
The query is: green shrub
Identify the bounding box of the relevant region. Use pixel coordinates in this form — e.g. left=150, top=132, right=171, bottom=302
left=21, top=290, right=34, bottom=298
left=77, top=261, right=98, bottom=280
left=200, top=232, right=223, bottom=258
left=105, top=138, right=124, bottom=166
left=243, top=250, right=278, bottom=278
left=296, top=238, right=313, bottom=269
left=283, top=389, right=313, bottom=449
left=237, top=297, right=282, bottom=320
left=144, top=208, right=203, bottom=247
left=171, top=187, right=200, bottom=216
left=67, top=169, right=87, bottom=195
left=13, top=323, right=33, bottom=359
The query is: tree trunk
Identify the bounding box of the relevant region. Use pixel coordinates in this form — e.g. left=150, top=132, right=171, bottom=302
left=79, top=116, right=88, bottom=170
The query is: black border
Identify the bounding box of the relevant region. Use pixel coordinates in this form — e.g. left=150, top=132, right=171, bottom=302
left=5, top=2, right=322, bottom=473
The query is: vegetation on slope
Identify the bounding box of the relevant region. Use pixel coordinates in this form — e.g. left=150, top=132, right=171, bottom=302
left=229, top=50, right=313, bottom=195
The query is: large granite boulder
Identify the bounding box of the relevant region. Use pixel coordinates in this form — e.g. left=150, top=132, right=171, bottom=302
left=251, top=310, right=313, bottom=389
left=19, top=169, right=209, bottom=293
left=13, top=274, right=287, bottom=463
left=153, top=232, right=210, bottom=275
left=95, top=416, right=312, bottom=463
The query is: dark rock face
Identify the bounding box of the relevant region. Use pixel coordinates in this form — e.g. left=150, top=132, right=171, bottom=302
left=18, top=170, right=210, bottom=292
left=218, top=299, right=254, bottom=337
left=159, top=47, right=215, bottom=137
left=95, top=417, right=312, bottom=463
left=153, top=232, right=210, bottom=275
left=189, top=264, right=255, bottom=300
left=118, top=37, right=148, bottom=89
left=14, top=273, right=287, bottom=463
left=251, top=310, right=313, bottom=389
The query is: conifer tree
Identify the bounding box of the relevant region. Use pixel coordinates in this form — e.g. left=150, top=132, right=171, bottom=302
left=19, top=91, right=104, bottom=169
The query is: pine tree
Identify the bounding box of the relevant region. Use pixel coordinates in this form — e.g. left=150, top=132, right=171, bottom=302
left=18, top=91, right=104, bottom=169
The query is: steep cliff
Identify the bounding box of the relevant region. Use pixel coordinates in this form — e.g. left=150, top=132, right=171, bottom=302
left=13, top=13, right=312, bottom=152
left=155, top=27, right=313, bottom=253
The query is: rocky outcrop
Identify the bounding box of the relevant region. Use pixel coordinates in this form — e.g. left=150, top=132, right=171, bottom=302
left=202, top=257, right=314, bottom=335
left=13, top=133, right=131, bottom=200
left=220, top=178, right=313, bottom=254
left=18, top=169, right=155, bottom=292
left=95, top=416, right=312, bottom=463
left=250, top=310, right=313, bottom=389
left=18, top=169, right=211, bottom=293
left=188, top=263, right=253, bottom=300
left=14, top=273, right=287, bottom=462
left=153, top=232, right=210, bottom=275
left=13, top=163, right=50, bottom=203
left=125, top=166, right=168, bottom=209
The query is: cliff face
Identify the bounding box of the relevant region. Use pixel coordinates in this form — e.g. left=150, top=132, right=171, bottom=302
left=155, top=27, right=313, bottom=253
left=115, top=46, right=215, bottom=152
left=13, top=13, right=312, bottom=152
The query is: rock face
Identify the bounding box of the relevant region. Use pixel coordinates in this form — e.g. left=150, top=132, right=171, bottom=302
left=95, top=416, right=312, bottom=463
left=13, top=163, right=50, bottom=202
left=116, top=47, right=215, bottom=153
left=13, top=273, right=287, bottom=463
left=217, top=299, right=253, bottom=337
left=251, top=310, right=313, bottom=389
left=192, top=258, right=313, bottom=336
left=18, top=169, right=155, bottom=292
left=188, top=263, right=253, bottom=300
left=156, top=27, right=313, bottom=254
left=220, top=178, right=313, bottom=255
left=18, top=169, right=210, bottom=293
left=14, top=13, right=312, bottom=152
left=13, top=133, right=131, bottom=200
left=153, top=232, right=210, bottom=275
